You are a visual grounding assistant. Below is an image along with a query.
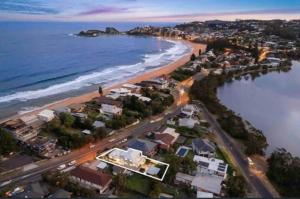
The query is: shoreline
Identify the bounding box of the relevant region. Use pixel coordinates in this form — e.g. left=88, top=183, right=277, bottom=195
left=0, top=39, right=206, bottom=123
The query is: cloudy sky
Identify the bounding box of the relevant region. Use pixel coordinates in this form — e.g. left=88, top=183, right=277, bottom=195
left=0, top=0, right=299, bottom=22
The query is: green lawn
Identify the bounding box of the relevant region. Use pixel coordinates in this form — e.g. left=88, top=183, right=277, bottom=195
left=125, top=174, right=152, bottom=196
left=216, top=147, right=235, bottom=176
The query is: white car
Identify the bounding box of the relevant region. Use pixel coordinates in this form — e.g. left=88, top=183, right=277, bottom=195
left=108, top=138, right=116, bottom=143
left=68, top=160, right=77, bottom=166
left=57, top=164, right=66, bottom=170
left=247, top=157, right=254, bottom=166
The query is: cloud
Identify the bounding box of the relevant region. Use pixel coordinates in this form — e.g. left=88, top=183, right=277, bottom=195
left=0, top=0, right=59, bottom=15
left=76, top=6, right=130, bottom=16
left=143, top=8, right=300, bottom=21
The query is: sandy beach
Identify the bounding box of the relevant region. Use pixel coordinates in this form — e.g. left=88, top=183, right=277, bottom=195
left=0, top=40, right=206, bottom=123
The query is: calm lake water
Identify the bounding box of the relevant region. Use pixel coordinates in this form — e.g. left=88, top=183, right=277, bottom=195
left=218, top=61, right=300, bottom=156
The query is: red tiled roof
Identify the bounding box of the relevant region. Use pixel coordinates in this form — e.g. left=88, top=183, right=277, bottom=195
left=70, top=166, right=112, bottom=187
left=155, top=133, right=175, bottom=145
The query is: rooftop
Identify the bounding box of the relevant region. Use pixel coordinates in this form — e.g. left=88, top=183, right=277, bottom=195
left=70, top=166, right=112, bottom=187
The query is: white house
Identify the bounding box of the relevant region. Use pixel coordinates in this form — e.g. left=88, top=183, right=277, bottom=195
left=108, top=148, right=146, bottom=168
left=192, top=174, right=223, bottom=195
left=98, top=97, right=123, bottom=116
left=93, top=121, right=105, bottom=129
left=193, top=156, right=228, bottom=179
left=37, top=109, right=55, bottom=122
left=181, top=104, right=197, bottom=117
left=178, top=117, right=199, bottom=128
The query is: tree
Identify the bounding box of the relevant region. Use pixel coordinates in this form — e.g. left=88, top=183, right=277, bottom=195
left=198, top=49, right=202, bottom=55
left=93, top=127, right=107, bottom=139
left=190, top=53, right=196, bottom=61
left=98, top=86, right=103, bottom=96
left=164, top=154, right=181, bottom=183
left=225, top=175, right=246, bottom=197
left=267, top=148, right=300, bottom=197
left=245, top=132, right=268, bottom=155
left=114, top=174, right=127, bottom=194
left=149, top=181, right=162, bottom=197
left=0, top=128, right=17, bottom=156
left=59, top=112, right=75, bottom=127
left=182, top=156, right=197, bottom=174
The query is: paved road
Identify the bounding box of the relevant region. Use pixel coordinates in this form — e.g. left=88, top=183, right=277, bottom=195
left=197, top=101, right=274, bottom=198
left=0, top=101, right=181, bottom=188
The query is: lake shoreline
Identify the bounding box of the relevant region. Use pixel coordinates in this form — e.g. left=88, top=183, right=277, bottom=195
left=217, top=61, right=300, bottom=157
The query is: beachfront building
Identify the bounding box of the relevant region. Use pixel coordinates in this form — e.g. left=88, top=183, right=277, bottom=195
left=1, top=118, right=41, bottom=142
left=193, top=155, right=228, bottom=179
left=122, top=83, right=141, bottom=93
left=70, top=166, right=112, bottom=194
left=97, top=97, right=123, bottom=116
left=37, top=109, right=55, bottom=122
left=53, top=107, right=71, bottom=115
left=140, top=76, right=169, bottom=90
left=192, top=138, right=216, bottom=158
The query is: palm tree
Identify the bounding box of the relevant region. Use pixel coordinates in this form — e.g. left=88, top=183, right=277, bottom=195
left=98, top=86, right=103, bottom=96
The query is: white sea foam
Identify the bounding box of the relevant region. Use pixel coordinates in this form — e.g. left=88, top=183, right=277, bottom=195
left=0, top=40, right=191, bottom=104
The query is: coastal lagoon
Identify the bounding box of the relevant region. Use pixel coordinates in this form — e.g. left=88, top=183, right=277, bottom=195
left=218, top=61, right=300, bottom=156
left=0, top=22, right=190, bottom=119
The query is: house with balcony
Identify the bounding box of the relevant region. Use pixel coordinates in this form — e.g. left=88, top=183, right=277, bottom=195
left=97, top=97, right=123, bottom=116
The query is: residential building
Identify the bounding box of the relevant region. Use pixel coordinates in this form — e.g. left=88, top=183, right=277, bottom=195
left=140, top=77, right=169, bottom=89
left=97, top=148, right=169, bottom=181
left=108, top=148, right=146, bottom=168
left=174, top=172, right=194, bottom=185
left=122, top=83, right=141, bottom=93
left=97, top=97, right=123, bottom=116
left=192, top=138, right=216, bottom=158
left=178, top=117, right=199, bottom=129
left=71, top=113, right=88, bottom=122
left=154, top=127, right=179, bottom=150
left=193, top=156, right=228, bottom=179
left=180, top=104, right=197, bottom=117
left=197, top=191, right=213, bottom=198
left=53, top=107, right=71, bottom=115
left=192, top=174, right=223, bottom=196
left=27, top=136, right=57, bottom=157
left=93, top=120, right=105, bottom=128
left=2, top=119, right=39, bottom=142
left=127, top=138, right=158, bottom=157
left=69, top=103, right=86, bottom=113
left=70, top=166, right=112, bottom=194
left=37, top=109, right=55, bottom=122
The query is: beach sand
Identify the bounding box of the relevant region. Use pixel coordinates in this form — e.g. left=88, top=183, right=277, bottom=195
left=0, top=40, right=206, bottom=123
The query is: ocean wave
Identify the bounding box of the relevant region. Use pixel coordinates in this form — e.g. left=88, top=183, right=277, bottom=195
left=0, top=40, right=191, bottom=104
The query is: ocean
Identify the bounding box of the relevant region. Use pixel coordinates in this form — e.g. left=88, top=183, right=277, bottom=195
left=0, top=22, right=190, bottom=119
